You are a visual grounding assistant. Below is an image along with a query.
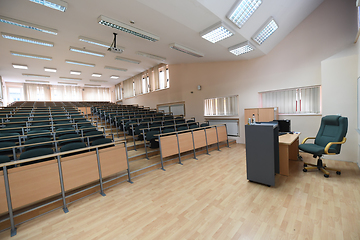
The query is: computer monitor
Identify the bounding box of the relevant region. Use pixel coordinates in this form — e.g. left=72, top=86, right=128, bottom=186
left=273, top=120, right=291, bottom=133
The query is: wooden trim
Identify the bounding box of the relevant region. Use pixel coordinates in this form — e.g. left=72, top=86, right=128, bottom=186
left=160, top=135, right=179, bottom=158
left=193, top=130, right=206, bottom=149
left=8, top=160, right=61, bottom=210
left=217, top=126, right=228, bottom=142
left=61, top=152, right=99, bottom=191
left=178, top=132, right=193, bottom=153
left=206, top=128, right=217, bottom=145
left=99, top=145, right=128, bottom=178
left=0, top=171, right=7, bottom=215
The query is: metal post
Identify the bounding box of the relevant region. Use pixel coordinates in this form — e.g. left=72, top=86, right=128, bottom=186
left=56, top=156, right=69, bottom=213
left=87, top=137, right=90, bottom=147
left=176, top=133, right=182, bottom=165
left=55, top=141, right=58, bottom=153
left=215, top=126, right=220, bottom=151
left=12, top=147, right=17, bottom=161
left=3, top=166, right=17, bottom=237
left=204, top=128, right=210, bottom=155
left=124, top=142, right=133, bottom=183
left=95, top=148, right=106, bottom=196
left=225, top=124, right=230, bottom=148
left=191, top=130, right=197, bottom=160
left=131, top=124, right=136, bottom=151
left=143, top=129, right=148, bottom=160
left=115, top=118, right=119, bottom=138
left=158, top=135, right=165, bottom=171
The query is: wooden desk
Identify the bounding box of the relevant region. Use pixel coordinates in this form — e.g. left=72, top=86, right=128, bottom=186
left=278, top=133, right=300, bottom=176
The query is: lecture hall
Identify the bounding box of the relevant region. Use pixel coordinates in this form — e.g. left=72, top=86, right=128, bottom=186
left=0, top=0, right=359, bottom=239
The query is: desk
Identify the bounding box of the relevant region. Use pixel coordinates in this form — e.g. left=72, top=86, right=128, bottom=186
left=278, top=133, right=300, bottom=176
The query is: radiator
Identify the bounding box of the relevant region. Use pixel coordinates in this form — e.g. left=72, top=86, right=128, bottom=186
left=208, top=119, right=239, bottom=136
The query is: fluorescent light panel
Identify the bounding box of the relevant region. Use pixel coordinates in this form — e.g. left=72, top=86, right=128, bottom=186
left=200, top=22, right=234, bottom=43
left=2, top=32, right=54, bottom=47
left=114, top=57, right=140, bottom=65
left=69, top=46, right=105, bottom=57
left=59, top=77, right=82, bottom=81
left=252, top=18, right=278, bottom=45
left=85, top=84, right=101, bottom=87
left=44, top=67, right=56, bottom=72
left=90, top=79, right=107, bottom=82
left=29, top=0, right=67, bottom=12
left=228, top=0, right=262, bottom=28
left=229, top=41, right=255, bottom=55
left=58, top=82, right=77, bottom=85
left=78, top=36, right=110, bottom=48
left=65, top=60, right=95, bottom=67
left=11, top=51, right=52, bottom=61
left=70, top=70, right=81, bottom=75
left=13, top=64, right=28, bottom=69
left=25, top=80, right=49, bottom=83
left=110, top=75, right=119, bottom=79
left=92, top=73, right=102, bottom=77
left=22, top=73, right=50, bottom=78
left=135, top=51, right=166, bottom=61
left=0, top=15, right=57, bottom=35
left=169, top=43, right=203, bottom=58
left=97, top=15, right=160, bottom=42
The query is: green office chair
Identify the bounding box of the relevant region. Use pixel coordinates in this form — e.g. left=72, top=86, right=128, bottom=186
left=298, top=115, right=347, bottom=178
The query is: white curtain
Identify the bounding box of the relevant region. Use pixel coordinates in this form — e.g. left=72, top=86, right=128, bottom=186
left=24, top=83, right=51, bottom=101
left=50, top=85, right=82, bottom=101
left=261, top=86, right=320, bottom=114
left=204, top=95, right=238, bottom=116
left=83, top=87, right=110, bottom=101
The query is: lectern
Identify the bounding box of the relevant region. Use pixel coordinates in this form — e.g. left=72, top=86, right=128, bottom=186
left=245, top=123, right=279, bottom=186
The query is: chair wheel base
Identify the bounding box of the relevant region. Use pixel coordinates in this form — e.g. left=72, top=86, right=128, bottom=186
left=336, top=171, right=341, bottom=175
left=304, top=163, right=307, bottom=167
left=324, top=174, right=329, bottom=178
left=303, top=168, right=307, bottom=172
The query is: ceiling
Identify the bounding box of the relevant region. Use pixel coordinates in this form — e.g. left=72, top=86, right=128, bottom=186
left=0, top=0, right=324, bottom=87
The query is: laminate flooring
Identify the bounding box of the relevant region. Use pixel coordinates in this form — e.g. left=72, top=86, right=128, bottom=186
left=1, top=144, right=360, bottom=240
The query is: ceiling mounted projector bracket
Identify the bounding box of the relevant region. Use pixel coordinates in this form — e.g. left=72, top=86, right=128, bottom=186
left=108, top=33, right=124, bottom=53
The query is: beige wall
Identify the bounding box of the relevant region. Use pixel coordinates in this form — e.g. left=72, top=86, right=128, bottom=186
left=123, top=0, right=357, bottom=162
left=321, top=45, right=358, bottom=162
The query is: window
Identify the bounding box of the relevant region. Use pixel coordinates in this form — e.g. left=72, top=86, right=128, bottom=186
left=8, top=87, right=22, bottom=103
left=159, top=70, right=165, bottom=89
left=204, top=95, right=238, bottom=116
left=260, top=85, right=321, bottom=114
left=147, top=76, right=150, bottom=93
left=157, top=101, right=185, bottom=116
left=166, top=67, right=170, bottom=88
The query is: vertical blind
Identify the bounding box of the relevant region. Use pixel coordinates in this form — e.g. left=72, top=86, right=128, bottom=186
left=204, top=95, right=238, bottom=116
left=260, top=85, right=321, bottom=114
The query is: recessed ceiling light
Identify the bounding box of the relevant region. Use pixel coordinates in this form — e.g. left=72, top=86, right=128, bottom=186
left=200, top=22, right=235, bottom=43
left=110, top=75, right=119, bottom=79
left=227, top=0, right=262, bottom=28
left=252, top=17, right=278, bottom=45
left=11, top=51, right=52, bottom=61
left=135, top=51, right=166, bottom=61
left=2, top=32, right=54, bottom=47
left=29, top=0, right=68, bottom=12
left=228, top=41, right=255, bottom=55
left=0, top=15, right=58, bottom=35
left=22, top=73, right=50, bottom=78
left=70, top=70, right=81, bottom=75
left=97, top=15, right=160, bottom=42
left=65, top=60, right=95, bottom=67
left=85, top=84, right=101, bottom=87
left=105, top=66, right=128, bottom=72
left=44, top=67, right=56, bottom=72
left=92, top=73, right=102, bottom=77
left=69, top=46, right=105, bottom=57
left=13, top=64, right=28, bottom=69
left=59, top=77, right=82, bottom=81
left=169, top=43, right=204, bottom=58
left=25, top=80, right=49, bottom=83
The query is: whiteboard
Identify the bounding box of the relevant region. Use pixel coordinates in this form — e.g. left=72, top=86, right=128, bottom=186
left=158, top=106, right=169, bottom=114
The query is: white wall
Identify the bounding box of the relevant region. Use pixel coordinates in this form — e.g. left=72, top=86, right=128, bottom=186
left=321, top=45, right=358, bottom=161
left=122, top=0, right=357, bottom=162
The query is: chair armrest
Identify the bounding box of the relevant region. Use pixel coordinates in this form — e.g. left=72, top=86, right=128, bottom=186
left=301, top=137, right=316, bottom=144
left=324, top=137, right=347, bottom=154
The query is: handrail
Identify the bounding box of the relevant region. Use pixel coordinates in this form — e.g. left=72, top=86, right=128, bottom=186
left=137, top=121, right=198, bottom=132
left=154, top=124, right=221, bottom=137
left=0, top=140, right=125, bottom=167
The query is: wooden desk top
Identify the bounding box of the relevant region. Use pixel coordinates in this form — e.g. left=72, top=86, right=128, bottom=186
left=279, top=133, right=300, bottom=145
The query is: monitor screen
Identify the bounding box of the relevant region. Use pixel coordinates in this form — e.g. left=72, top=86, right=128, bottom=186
left=273, top=120, right=291, bottom=132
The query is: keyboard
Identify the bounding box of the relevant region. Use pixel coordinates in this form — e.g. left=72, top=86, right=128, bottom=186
left=278, top=132, right=287, bottom=136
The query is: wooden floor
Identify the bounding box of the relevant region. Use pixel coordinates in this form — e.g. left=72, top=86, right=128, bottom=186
left=1, top=144, right=360, bottom=240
